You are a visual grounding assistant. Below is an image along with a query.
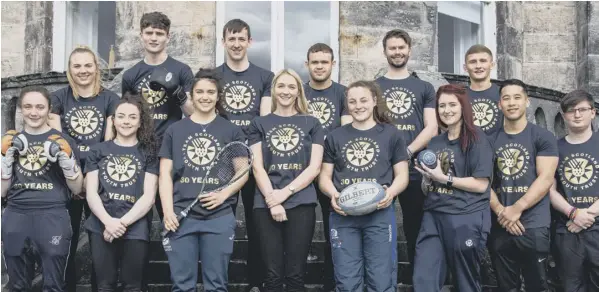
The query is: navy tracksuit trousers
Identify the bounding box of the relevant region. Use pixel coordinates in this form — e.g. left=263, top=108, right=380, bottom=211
left=413, top=209, right=491, bottom=292
left=329, top=205, right=396, bottom=292
left=162, top=212, right=236, bottom=292
left=2, top=207, right=72, bottom=292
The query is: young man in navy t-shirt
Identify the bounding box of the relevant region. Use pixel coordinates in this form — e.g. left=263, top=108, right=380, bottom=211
left=215, top=18, right=274, bottom=291
left=303, top=42, right=352, bottom=290
left=489, top=79, right=558, bottom=292
left=549, top=90, right=599, bottom=292
left=375, top=29, right=438, bottom=284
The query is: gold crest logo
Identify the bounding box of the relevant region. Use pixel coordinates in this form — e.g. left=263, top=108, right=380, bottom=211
left=342, top=137, right=380, bottom=172
left=107, top=156, right=137, bottom=182
left=564, top=158, right=595, bottom=185
left=68, top=108, right=100, bottom=136
left=472, top=99, right=498, bottom=130
left=308, top=99, right=334, bottom=127
left=19, top=145, right=47, bottom=172
left=186, top=137, right=217, bottom=167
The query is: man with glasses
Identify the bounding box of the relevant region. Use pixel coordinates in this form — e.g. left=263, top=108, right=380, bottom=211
left=549, top=90, right=599, bottom=292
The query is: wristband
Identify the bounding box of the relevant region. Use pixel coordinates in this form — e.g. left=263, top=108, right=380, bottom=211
left=569, top=207, right=578, bottom=220
left=567, top=207, right=576, bottom=220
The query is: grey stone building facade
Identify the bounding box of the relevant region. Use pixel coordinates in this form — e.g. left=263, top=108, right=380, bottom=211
left=2, top=1, right=599, bottom=291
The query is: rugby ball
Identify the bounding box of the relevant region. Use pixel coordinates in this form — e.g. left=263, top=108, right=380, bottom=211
left=337, top=181, right=386, bottom=216
left=417, top=149, right=438, bottom=169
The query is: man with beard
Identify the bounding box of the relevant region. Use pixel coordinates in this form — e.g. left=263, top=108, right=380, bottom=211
left=490, top=79, right=558, bottom=292
left=303, top=43, right=352, bottom=291
left=464, top=45, right=503, bottom=138
left=375, top=29, right=438, bottom=286
left=216, top=18, right=275, bottom=292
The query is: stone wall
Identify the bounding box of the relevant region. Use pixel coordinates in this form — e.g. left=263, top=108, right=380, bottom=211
left=338, top=1, right=438, bottom=84
left=1, top=2, right=26, bottom=78
left=496, top=2, right=523, bottom=80
left=522, top=1, right=577, bottom=93
left=577, top=2, right=599, bottom=101
left=114, top=1, right=216, bottom=72
left=24, top=2, right=53, bottom=75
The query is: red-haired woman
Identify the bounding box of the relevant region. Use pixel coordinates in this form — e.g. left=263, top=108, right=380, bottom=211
left=412, top=84, right=494, bottom=292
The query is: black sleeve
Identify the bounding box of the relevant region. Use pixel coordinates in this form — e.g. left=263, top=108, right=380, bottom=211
left=423, top=82, right=436, bottom=109
left=536, top=128, right=559, bottom=157
left=180, top=65, right=195, bottom=93
left=84, top=145, right=101, bottom=174
left=232, top=126, right=247, bottom=143
left=391, top=130, right=408, bottom=164
left=467, top=137, right=494, bottom=178
left=50, top=90, right=64, bottom=115
left=263, top=71, right=275, bottom=97
left=311, top=119, right=326, bottom=146
left=145, top=152, right=160, bottom=175
left=158, top=126, right=174, bottom=160
left=247, top=119, right=263, bottom=146
left=121, top=71, right=132, bottom=96
left=106, top=91, right=120, bottom=117
left=323, top=134, right=336, bottom=164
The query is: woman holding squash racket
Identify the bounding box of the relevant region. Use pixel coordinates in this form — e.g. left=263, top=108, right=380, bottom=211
left=318, top=80, right=409, bottom=291
left=158, top=68, right=249, bottom=292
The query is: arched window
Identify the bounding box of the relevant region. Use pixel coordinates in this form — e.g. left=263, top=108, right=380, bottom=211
left=534, top=107, right=547, bottom=129
left=554, top=114, right=567, bottom=138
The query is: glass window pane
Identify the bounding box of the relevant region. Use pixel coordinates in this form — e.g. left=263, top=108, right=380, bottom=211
left=284, top=2, right=331, bottom=82
left=224, top=1, right=271, bottom=70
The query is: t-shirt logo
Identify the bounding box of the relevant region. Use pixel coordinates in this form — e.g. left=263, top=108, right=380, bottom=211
left=438, top=148, right=455, bottom=175
left=342, top=137, right=380, bottom=172
left=308, top=97, right=335, bottom=128
left=66, top=106, right=104, bottom=140
left=137, top=75, right=167, bottom=108
left=266, top=124, right=304, bottom=157
left=17, top=142, right=51, bottom=176
left=472, top=99, right=499, bottom=131
left=383, top=86, right=416, bottom=120
left=107, top=156, right=137, bottom=182
left=182, top=133, right=221, bottom=171
left=561, top=155, right=598, bottom=187
left=223, top=80, right=257, bottom=114
left=496, top=143, right=530, bottom=180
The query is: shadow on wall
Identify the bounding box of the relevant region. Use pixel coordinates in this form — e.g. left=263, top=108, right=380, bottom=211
left=554, top=114, right=567, bottom=139
left=535, top=107, right=547, bottom=129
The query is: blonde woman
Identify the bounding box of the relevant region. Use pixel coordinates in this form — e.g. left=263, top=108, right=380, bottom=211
left=247, top=69, right=325, bottom=292
left=48, top=45, right=120, bottom=292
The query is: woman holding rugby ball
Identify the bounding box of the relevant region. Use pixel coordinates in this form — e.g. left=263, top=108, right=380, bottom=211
left=85, top=93, right=158, bottom=292
left=318, top=80, right=409, bottom=291
left=413, top=84, right=494, bottom=292
left=248, top=69, right=324, bottom=292
left=158, top=68, right=248, bottom=291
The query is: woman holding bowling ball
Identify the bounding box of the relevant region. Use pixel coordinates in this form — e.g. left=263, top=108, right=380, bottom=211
left=412, top=84, right=494, bottom=292
left=318, top=80, right=409, bottom=291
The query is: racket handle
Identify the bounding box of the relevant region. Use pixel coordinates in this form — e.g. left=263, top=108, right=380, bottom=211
left=160, top=214, right=185, bottom=237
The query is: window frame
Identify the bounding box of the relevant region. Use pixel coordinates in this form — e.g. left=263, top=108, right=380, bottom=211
left=52, top=1, right=101, bottom=72
left=437, top=1, right=497, bottom=78
left=215, top=1, right=340, bottom=82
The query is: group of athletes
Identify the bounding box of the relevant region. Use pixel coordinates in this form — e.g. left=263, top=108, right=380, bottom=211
left=1, top=10, right=598, bottom=292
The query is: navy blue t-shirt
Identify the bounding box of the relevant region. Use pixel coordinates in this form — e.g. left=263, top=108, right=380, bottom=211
left=555, top=132, right=599, bottom=233
left=375, top=75, right=436, bottom=180
left=122, top=56, right=194, bottom=139
left=6, top=129, right=80, bottom=210
left=248, top=114, right=325, bottom=209
left=83, top=141, right=158, bottom=241
left=50, top=86, right=120, bottom=166
left=323, top=123, right=407, bottom=192
left=492, top=123, right=558, bottom=228
left=424, top=130, right=494, bottom=214
left=158, top=116, right=246, bottom=220
left=216, top=62, right=274, bottom=134
left=304, top=81, right=348, bottom=135
left=468, top=83, right=503, bottom=138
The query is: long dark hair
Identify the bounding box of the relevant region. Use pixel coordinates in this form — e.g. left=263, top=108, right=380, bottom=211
left=112, top=93, right=158, bottom=164
left=346, top=80, right=393, bottom=124
left=436, top=84, right=479, bottom=153
left=193, top=68, right=227, bottom=116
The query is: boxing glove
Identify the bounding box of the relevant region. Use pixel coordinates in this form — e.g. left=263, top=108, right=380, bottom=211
left=43, top=134, right=79, bottom=180
left=1, top=130, right=28, bottom=180
left=149, top=67, right=188, bottom=106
